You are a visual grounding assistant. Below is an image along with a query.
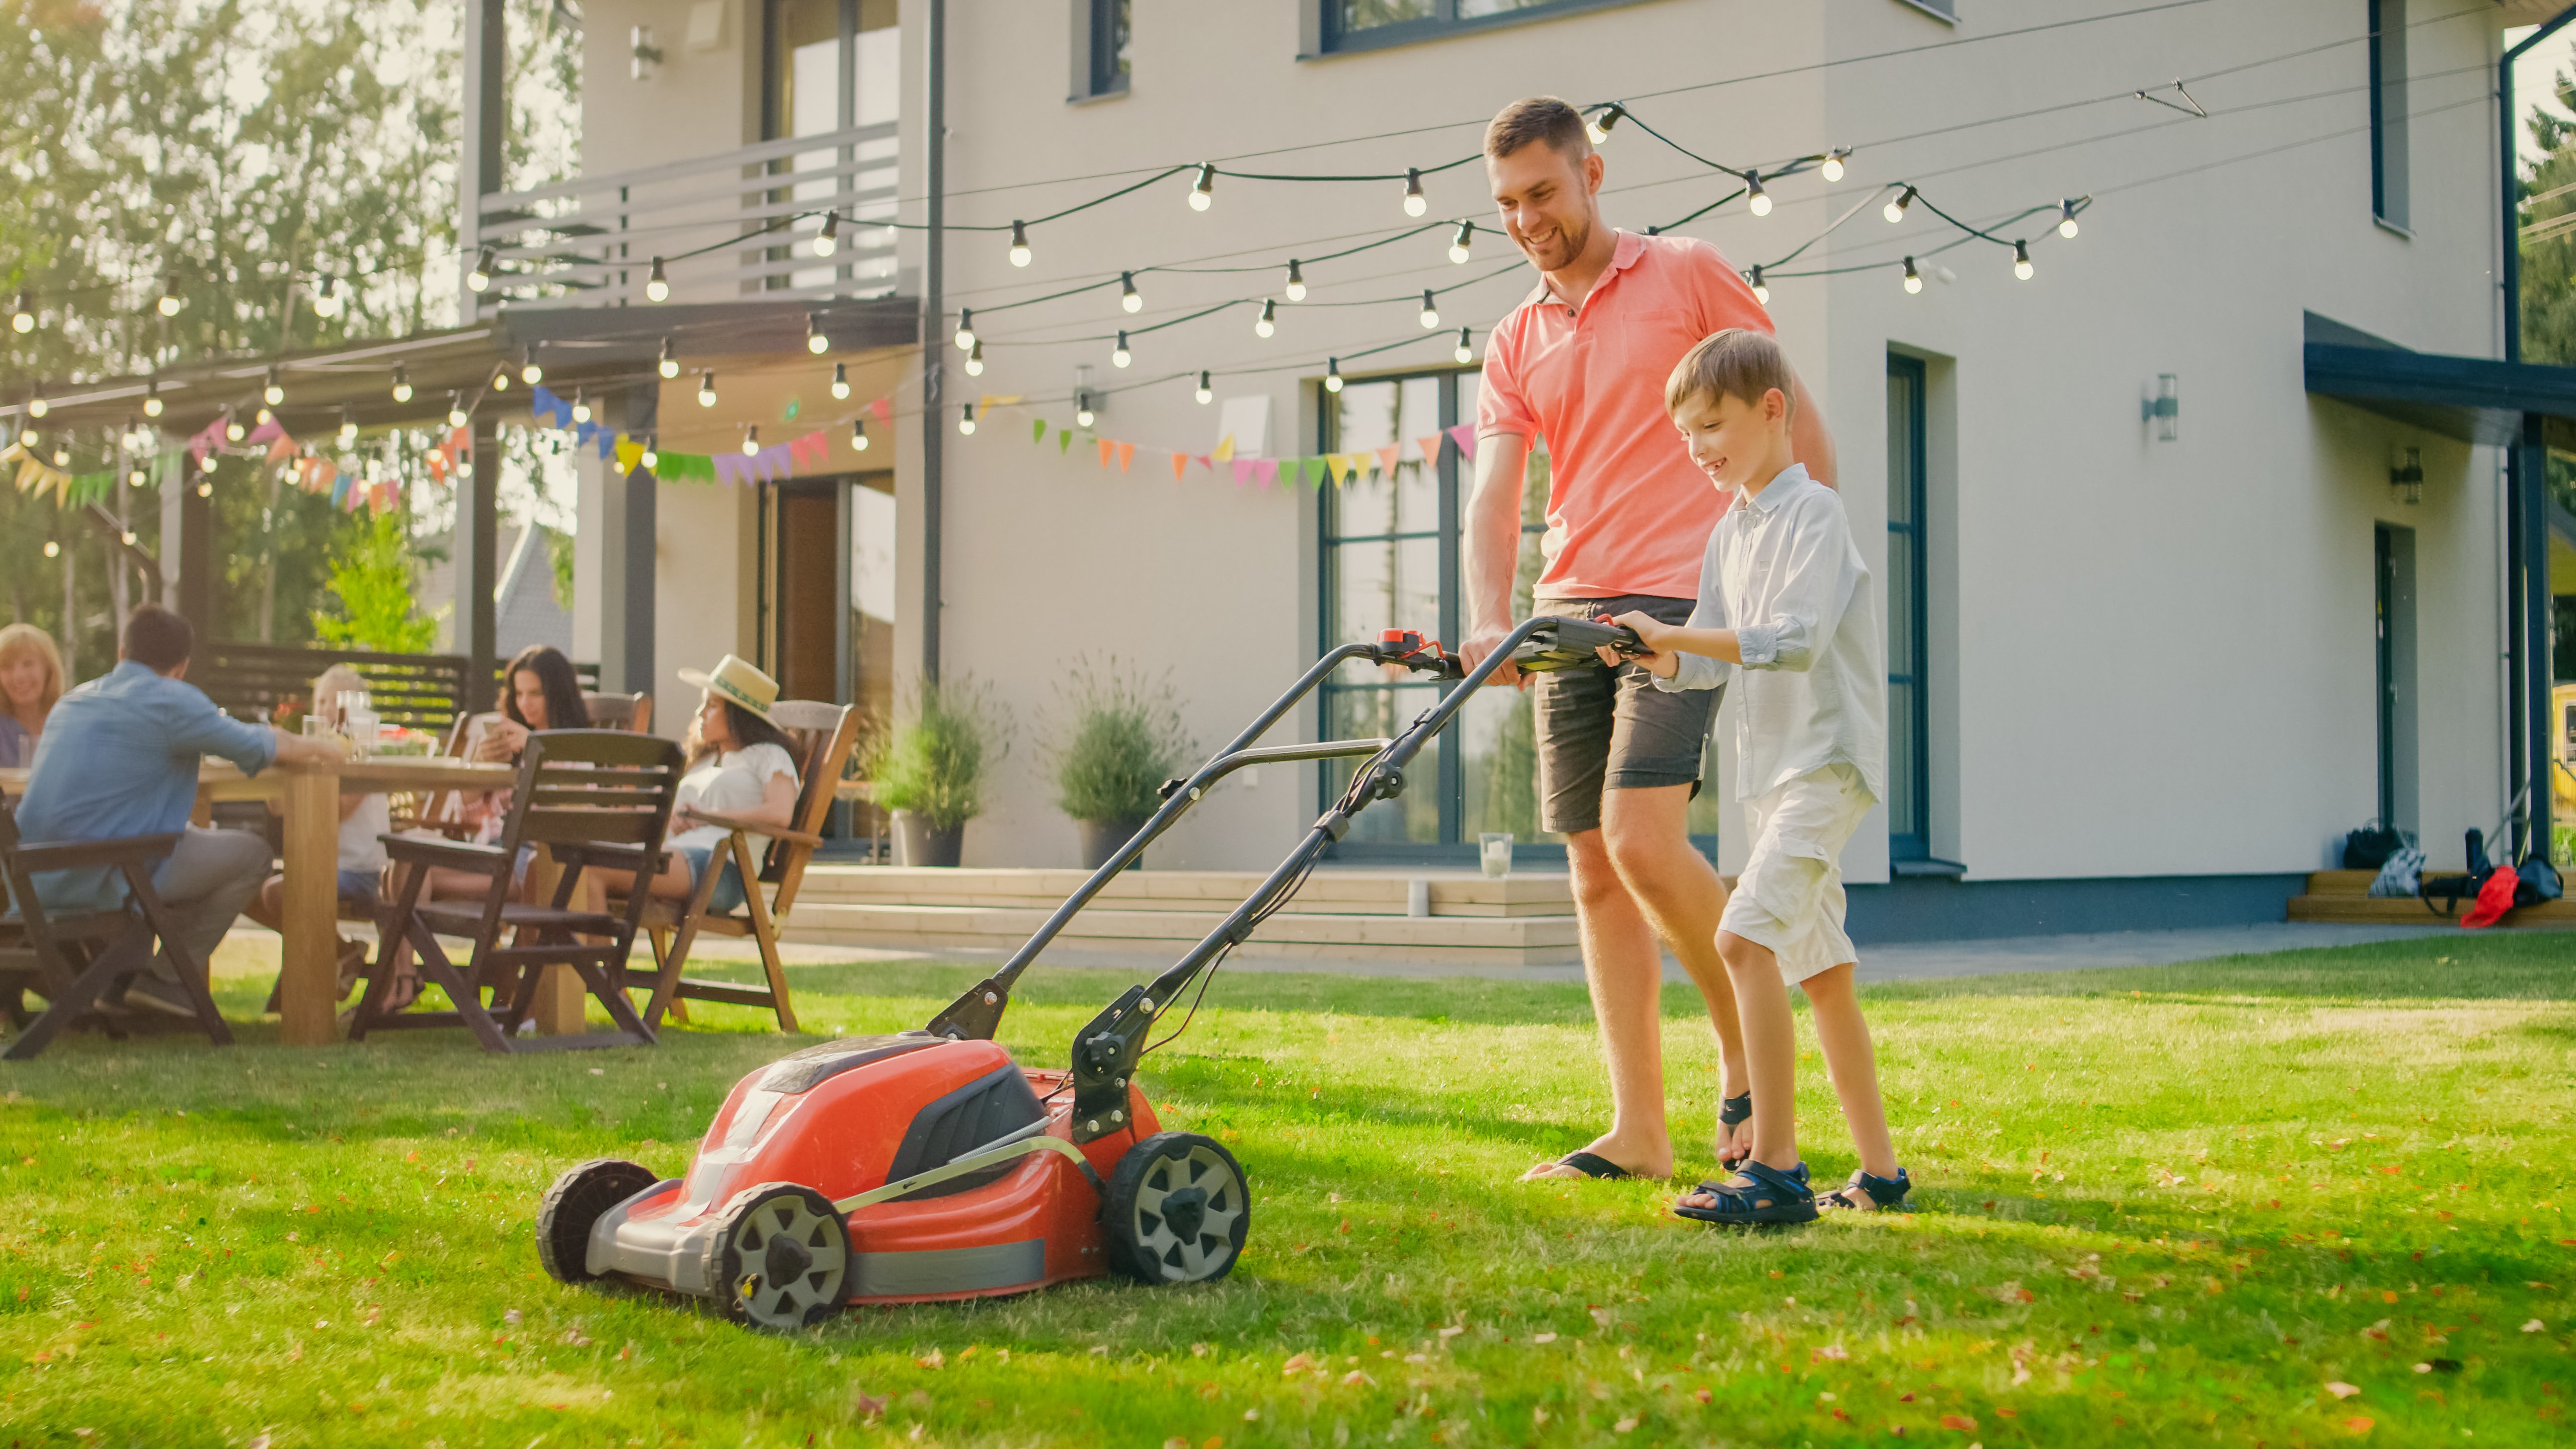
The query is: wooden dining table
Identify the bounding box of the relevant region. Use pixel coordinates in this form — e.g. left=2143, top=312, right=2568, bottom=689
left=2, top=754, right=590, bottom=1046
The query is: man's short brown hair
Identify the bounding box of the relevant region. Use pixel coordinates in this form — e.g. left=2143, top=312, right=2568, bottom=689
left=121, top=603, right=194, bottom=673
left=1485, top=96, right=1591, bottom=164
left=1665, top=328, right=1797, bottom=420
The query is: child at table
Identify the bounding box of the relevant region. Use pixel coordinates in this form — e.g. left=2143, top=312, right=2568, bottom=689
left=246, top=665, right=390, bottom=1003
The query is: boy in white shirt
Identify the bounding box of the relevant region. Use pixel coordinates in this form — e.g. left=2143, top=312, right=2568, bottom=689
left=1598, top=328, right=1910, bottom=1225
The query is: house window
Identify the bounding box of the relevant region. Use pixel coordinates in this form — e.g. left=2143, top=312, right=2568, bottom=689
left=1893, top=0, right=1957, bottom=21
left=1315, top=0, right=1651, bottom=55
left=1885, top=354, right=1931, bottom=860
left=1318, top=370, right=1723, bottom=857
left=764, top=0, right=901, bottom=290
left=1075, top=0, right=1131, bottom=99
left=2369, top=0, right=2408, bottom=228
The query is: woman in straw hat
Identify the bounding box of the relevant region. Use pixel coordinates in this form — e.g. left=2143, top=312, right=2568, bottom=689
left=599, top=654, right=802, bottom=912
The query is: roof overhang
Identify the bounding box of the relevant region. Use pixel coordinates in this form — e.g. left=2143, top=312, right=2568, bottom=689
left=2304, top=342, right=2576, bottom=447
left=2, top=296, right=918, bottom=437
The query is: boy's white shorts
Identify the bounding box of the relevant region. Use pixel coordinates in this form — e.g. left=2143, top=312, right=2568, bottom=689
left=1720, top=763, right=1875, bottom=987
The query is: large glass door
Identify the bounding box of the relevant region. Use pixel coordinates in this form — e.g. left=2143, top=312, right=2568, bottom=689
left=764, top=0, right=900, bottom=292
left=1885, top=354, right=1930, bottom=860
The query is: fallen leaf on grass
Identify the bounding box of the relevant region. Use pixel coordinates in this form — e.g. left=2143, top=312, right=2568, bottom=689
left=1341, top=1370, right=1375, bottom=1387
left=1531, top=1332, right=1557, bottom=1345
left=1812, top=1344, right=1848, bottom=1361
left=1282, top=1352, right=1317, bottom=1375
left=1614, top=1417, right=1638, bottom=1433
left=2325, top=1383, right=2362, bottom=1400
left=1694, top=1388, right=1712, bottom=1404
left=2523, top=1320, right=2546, bottom=1332
left=2342, top=1416, right=2375, bottom=1435
left=916, top=1347, right=944, bottom=1370
left=1941, top=1415, right=1977, bottom=1431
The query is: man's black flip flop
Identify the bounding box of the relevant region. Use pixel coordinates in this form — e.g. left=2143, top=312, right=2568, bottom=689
left=1540, top=1151, right=1632, bottom=1179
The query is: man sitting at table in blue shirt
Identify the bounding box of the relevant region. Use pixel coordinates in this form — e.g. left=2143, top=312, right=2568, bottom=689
left=12, top=604, right=345, bottom=1018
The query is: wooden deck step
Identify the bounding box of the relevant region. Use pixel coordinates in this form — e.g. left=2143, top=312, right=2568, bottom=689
left=2284, top=869, right=2576, bottom=927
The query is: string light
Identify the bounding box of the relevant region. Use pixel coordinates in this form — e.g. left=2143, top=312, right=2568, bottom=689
left=831, top=362, right=850, bottom=400
left=1402, top=168, right=1427, bottom=217
left=1418, top=290, right=1439, bottom=329
left=390, top=366, right=412, bottom=404
left=14, top=426, right=31, bottom=448
left=658, top=337, right=679, bottom=379
left=1749, top=265, right=1768, bottom=305
left=492, top=364, right=511, bottom=392
left=742, top=425, right=761, bottom=455
left=807, top=312, right=830, bottom=355
left=339, top=409, right=358, bottom=445
left=1454, top=327, right=1473, bottom=365
left=2058, top=199, right=2081, bottom=239
left=1744, top=171, right=1771, bottom=217
left=965, top=339, right=985, bottom=376
left=467, top=246, right=496, bottom=292
left=447, top=394, right=468, bottom=428
left=312, top=274, right=342, bottom=318
left=1120, top=271, right=1142, bottom=313
left=50, top=444, right=68, bottom=467
left=2013, top=239, right=2034, bottom=281
left=1189, top=163, right=1216, bottom=211
left=1585, top=104, right=1624, bottom=145
left=849, top=419, right=867, bottom=452
left=521, top=348, right=543, bottom=385
left=1255, top=299, right=1276, bottom=338
left=127, top=470, right=144, bottom=490
left=255, top=407, right=274, bottom=427
left=225, top=414, right=246, bottom=442
left=1076, top=390, right=1097, bottom=429
left=646, top=257, right=670, bottom=301
left=958, top=403, right=977, bottom=436
left=641, top=436, right=661, bottom=469
left=198, top=453, right=216, bottom=477
left=1325, top=357, right=1343, bottom=393
left=10, top=292, right=33, bottom=334
left=1112, top=331, right=1132, bottom=368
left=814, top=211, right=840, bottom=257
left=1284, top=260, right=1306, bottom=301
left=954, top=309, right=976, bottom=350
left=1195, top=370, right=1213, bottom=404
left=1884, top=185, right=1916, bottom=224
left=1008, top=221, right=1032, bottom=267
left=1821, top=148, right=1848, bottom=183
left=1902, top=257, right=1922, bottom=294
left=25, top=389, right=45, bottom=420
left=42, top=540, right=57, bottom=558
left=143, top=379, right=164, bottom=417
left=1449, top=221, right=1474, bottom=264
left=571, top=390, right=593, bottom=425
left=697, top=372, right=717, bottom=408
left=156, top=274, right=182, bottom=316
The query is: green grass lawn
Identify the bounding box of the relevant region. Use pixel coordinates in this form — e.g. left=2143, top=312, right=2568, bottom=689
left=2, top=932, right=2571, bottom=1447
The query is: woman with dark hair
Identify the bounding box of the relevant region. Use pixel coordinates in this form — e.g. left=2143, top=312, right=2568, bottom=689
left=600, top=655, right=801, bottom=913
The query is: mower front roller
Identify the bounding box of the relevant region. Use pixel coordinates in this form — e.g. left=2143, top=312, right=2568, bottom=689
left=706, top=1182, right=850, bottom=1331
left=1104, top=1132, right=1248, bottom=1284
left=537, top=1158, right=661, bottom=1284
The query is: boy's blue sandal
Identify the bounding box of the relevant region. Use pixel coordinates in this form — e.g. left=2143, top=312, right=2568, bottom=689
left=1717, top=1092, right=1753, bottom=1166
left=1818, top=1166, right=1911, bottom=1212
left=1542, top=1151, right=1632, bottom=1179
left=1673, top=1160, right=1816, bottom=1226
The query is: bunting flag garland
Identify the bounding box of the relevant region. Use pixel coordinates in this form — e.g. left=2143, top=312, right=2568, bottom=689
left=970, top=397, right=1464, bottom=495
left=1169, top=452, right=1186, bottom=481
left=1417, top=434, right=1445, bottom=467
left=1446, top=422, right=1478, bottom=458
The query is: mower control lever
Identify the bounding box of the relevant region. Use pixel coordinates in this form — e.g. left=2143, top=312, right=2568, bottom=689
left=1371, top=628, right=1465, bottom=680
left=1070, top=984, right=1157, bottom=1142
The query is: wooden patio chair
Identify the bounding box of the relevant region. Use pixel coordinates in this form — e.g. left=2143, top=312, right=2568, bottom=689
left=581, top=691, right=652, bottom=735
left=0, top=795, right=232, bottom=1061
left=630, top=700, right=860, bottom=1035
left=349, top=729, right=683, bottom=1054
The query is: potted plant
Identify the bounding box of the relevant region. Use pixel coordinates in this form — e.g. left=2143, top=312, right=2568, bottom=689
left=866, top=677, right=1007, bottom=867
left=1049, top=660, right=1192, bottom=870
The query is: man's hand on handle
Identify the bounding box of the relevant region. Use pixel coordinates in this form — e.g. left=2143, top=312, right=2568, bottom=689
left=1458, top=625, right=1525, bottom=690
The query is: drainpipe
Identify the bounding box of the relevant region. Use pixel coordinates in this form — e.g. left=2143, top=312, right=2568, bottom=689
left=919, top=0, right=946, bottom=683
left=2502, top=9, right=2576, bottom=859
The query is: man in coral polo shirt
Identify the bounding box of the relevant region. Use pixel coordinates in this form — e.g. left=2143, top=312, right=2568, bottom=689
left=1460, top=97, right=1838, bottom=1183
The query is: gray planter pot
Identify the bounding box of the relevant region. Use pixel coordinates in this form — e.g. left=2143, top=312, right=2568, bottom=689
left=1075, top=815, right=1152, bottom=871
left=892, top=810, right=965, bottom=867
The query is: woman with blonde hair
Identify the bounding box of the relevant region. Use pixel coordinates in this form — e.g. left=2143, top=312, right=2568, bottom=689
left=246, top=664, right=392, bottom=1006
left=0, top=623, right=66, bottom=768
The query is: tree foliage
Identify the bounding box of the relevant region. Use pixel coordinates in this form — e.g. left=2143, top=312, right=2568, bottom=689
left=311, top=507, right=440, bottom=655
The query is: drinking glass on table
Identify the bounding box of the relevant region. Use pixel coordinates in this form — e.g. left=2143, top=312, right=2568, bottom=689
left=1480, top=832, right=1514, bottom=878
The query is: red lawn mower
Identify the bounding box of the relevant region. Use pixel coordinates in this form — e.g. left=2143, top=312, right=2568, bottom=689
left=535, top=617, right=1638, bottom=1329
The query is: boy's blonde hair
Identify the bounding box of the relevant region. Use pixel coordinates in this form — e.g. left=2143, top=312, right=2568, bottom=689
left=1665, top=328, right=1796, bottom=421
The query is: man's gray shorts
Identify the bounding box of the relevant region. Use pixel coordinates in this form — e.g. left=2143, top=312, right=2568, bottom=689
left=1531, top=594, right=1721, bottom=836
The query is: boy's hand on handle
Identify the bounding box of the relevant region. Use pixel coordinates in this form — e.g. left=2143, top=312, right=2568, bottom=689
left=1458, top=625, right=1525, bottom=690
left=1597, top=611, right=1679, bottom=678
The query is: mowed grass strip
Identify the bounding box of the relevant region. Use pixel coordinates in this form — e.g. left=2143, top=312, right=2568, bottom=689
left=0, top=933, right=2569, bottom=1446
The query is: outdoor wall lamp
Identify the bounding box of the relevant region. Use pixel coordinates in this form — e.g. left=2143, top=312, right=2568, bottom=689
left=629, top=26, right=662, bottom=80
left=2389, top=444, right=2423, bottom=506
left=2143, top=374, right=2179, bottom=441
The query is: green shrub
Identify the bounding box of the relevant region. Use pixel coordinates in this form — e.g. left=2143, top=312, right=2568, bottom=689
left=866, top=676, right=1007, bottom=831
left=310, top=510, right=441, bottom=654
left=1048, top=659, right=1192, bottom=823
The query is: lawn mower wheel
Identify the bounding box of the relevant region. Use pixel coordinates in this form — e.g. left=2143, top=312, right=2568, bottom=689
left=1104, top=1132, right=1248, bottom=1285
left=536, top=1158, right=660, bottom=1284
left=703, top=1182, right=850, bottom=1331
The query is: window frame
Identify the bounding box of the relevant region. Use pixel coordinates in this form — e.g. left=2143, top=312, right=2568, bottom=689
left=2368, top=0, right=2409, bottom=232
left=1886, top=353, right=1932, bottom=861
left=1071, top=0, right=1131, bottom=101
left=1304, top=0, right=1660, bottom=58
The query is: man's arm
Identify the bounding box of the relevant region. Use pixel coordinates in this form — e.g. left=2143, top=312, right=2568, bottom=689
left=1458, top=430, right=1533, bottom=688
left=270, top=727, right=351, bottom=766
left=1789, top=373, right=1836, bottom=489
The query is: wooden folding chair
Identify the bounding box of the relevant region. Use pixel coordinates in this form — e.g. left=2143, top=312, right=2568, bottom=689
left=581, top=691, right=652, bottom=735
left=0, top=796, right=232, bottom=1061
left=349, top=729, right=684, bottom=1054
left=632, top=700, right=860, bottom=1035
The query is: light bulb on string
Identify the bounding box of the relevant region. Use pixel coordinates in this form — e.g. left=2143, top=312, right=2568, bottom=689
left=1189, top=163, right=1216, bottom=211
left=521, top=349, right=543, bottom=385
left=1112, top=331, right=1131, bottom=369
left=571, top=391, right=592, bottom=425
left=958, top=403, right=977, bottom=436
left=10, top=292, right=34, bottom=334
left=641, top=436, right=661, bottom=470
left=50, top=445, right=68, bottom=467
left=657, top=337, right=679, bottom=380
left=2013, top=239, right=2034, bottom=281
left=742, top=425, right=761, bottom=456
left=491, top=364, right=511, bottom=392
left=15, top=426, right=32, bottom=448
left=197, top=453, right=216, bottom=477
left=645, top=257, right=670, bottom=301
left=26, top=389, right=46, bottom=420
left=1585, top=104, right=1624, bottom=145
left=1744, top=172, right=1770, bottom=217
left=1449, top=221, right=1474, bottom=264
left=954, top=309, right=975, bottom=350
left=467, top=246, right=496, bottom=292
left=1884, top=185, right=1916, bottom=225
left=312, top=274, right=341, bottom=318
left=697, top=372, right=717, bottom=408
left=447, top=395, right=467, bottom=428
left=1195, top=370, right=1213, bottom=405
left=156, top=274, right=182, bottom=316
left=1901, top=257, right=1922, bottom=294
left=1749, top=265, right=1768, bottom=306
left=1419, top=290, right=1439, bottom=329
left=339, top=410, right=358, bottom=445
left=848, top=419, right=867, bottom=453
left=1076, top=391, right=1096, bottom=430
left=1007, top=221, right=1031, bottom=267
left=964, top=340, right=984, bottom=377
left=255, top=407, right=274, bottom=427
left=127, top=471, right=145, bottom=489
left=1255, top=299, right=1275, bottom=338
left=1454, top=327, right=1473, bottom=365
left=390, top=366, right=412, bottom=404
left=1284, top=260, right=1306, bottom=301
left=1821, top=148, right=1848, bottom=183
left=1325, top=358, right=1343, bottom=394
left=814, top=211, right=840, bottom=257
left=226, top=414, right=246, bottom=443
left=1402, top=168, right=1427, bottom=217
left=144, top=380, right=165, bottom=418
left=1120, top=272, right=1142, bottom=313
left=830, top=362, right=850, bottom=400
left=2058, top=199, right=2081, bottom=239
left=807, top=312, right=830, bottom=355
left=263, top=367, right=285, bottom=407
left=42, top=540, right=57, bottom=558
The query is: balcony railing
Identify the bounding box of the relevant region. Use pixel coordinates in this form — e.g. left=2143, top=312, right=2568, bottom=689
left=472, top=120, right=905, bottom=313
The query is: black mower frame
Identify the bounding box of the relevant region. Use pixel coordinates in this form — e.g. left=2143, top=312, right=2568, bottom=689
left=925, top=615, right=1643, bottom=1145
